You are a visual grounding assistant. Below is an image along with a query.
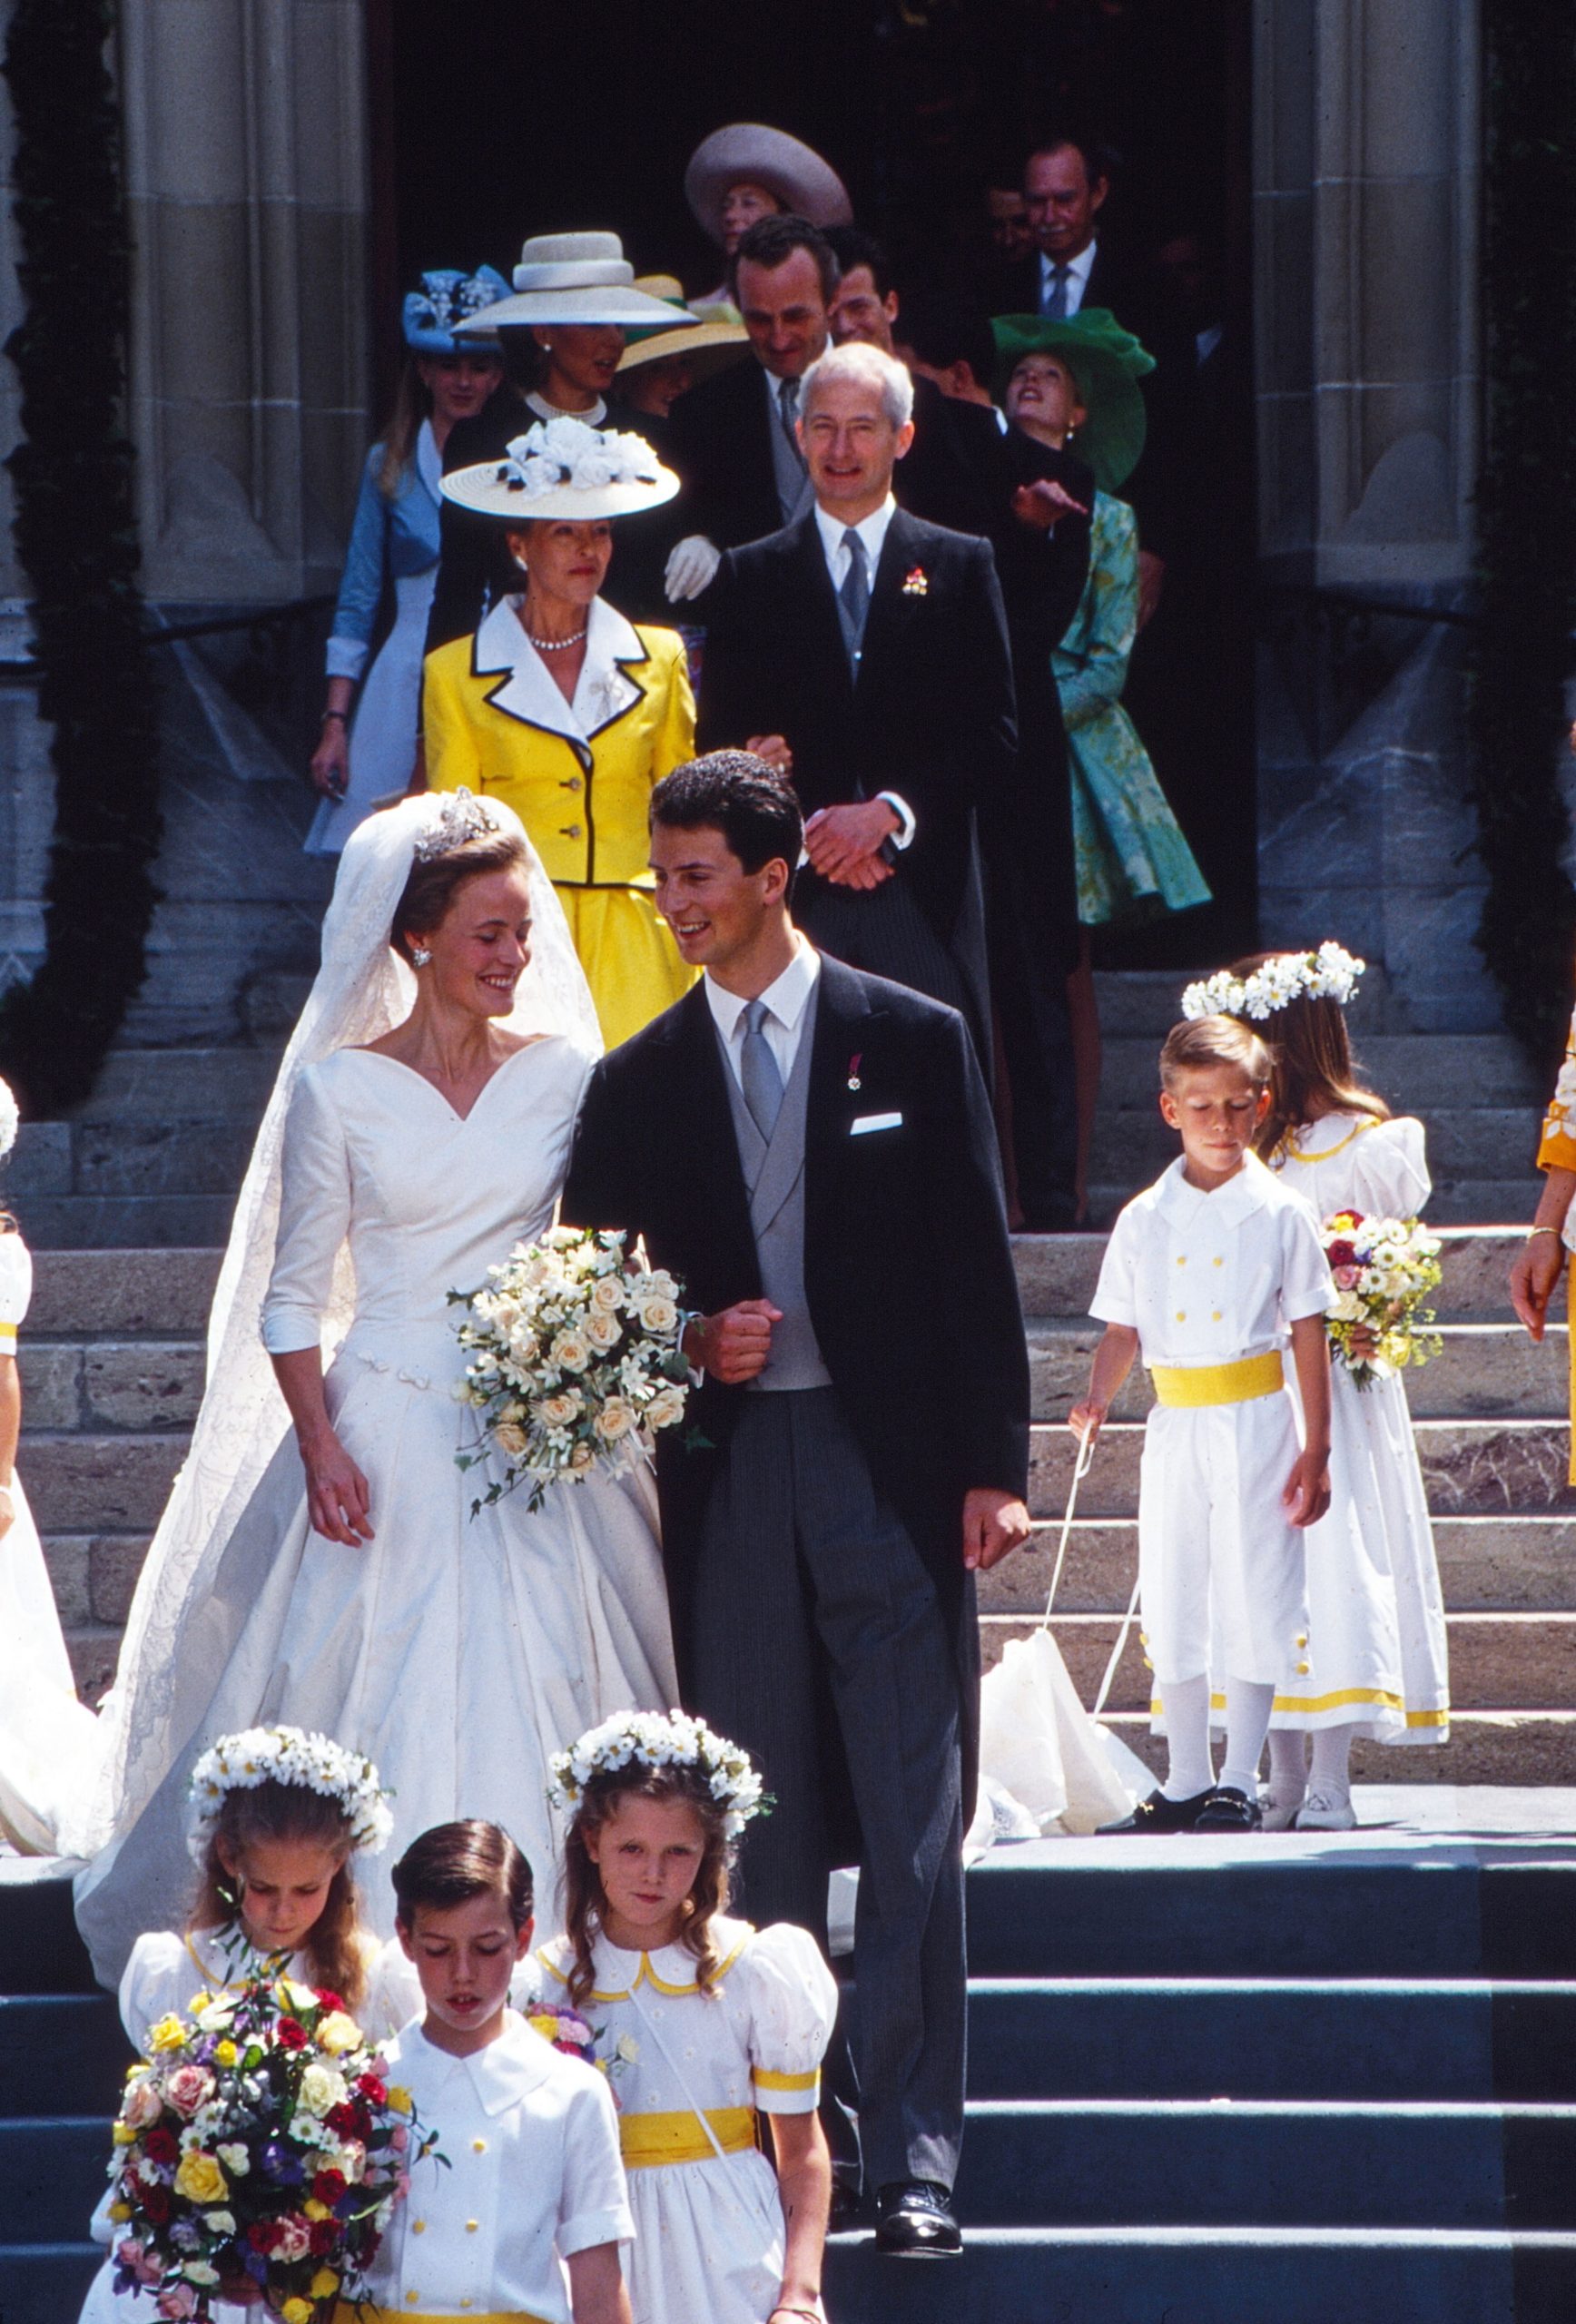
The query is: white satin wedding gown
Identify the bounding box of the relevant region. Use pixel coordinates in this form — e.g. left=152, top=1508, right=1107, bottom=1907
left=74, top=1033, right=677, bottom=1980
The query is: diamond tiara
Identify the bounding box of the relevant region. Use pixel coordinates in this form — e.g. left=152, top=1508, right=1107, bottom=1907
left=411, top=786, right=503, bottom=863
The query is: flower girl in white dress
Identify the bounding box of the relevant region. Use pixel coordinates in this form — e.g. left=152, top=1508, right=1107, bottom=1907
left=537, top=1713, right=838, bottom=2324
left=0, top=1078, right=101, bottom=1856
left=78, top=1724, right=405, bottom=2322
left=1190, top=949, right=1450, bottom=1829
left=73, top=794, right=678, bottom=1985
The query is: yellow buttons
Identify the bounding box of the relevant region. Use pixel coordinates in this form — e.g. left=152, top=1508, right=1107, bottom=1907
left=1211, top=1311, right=1222, bottom=1323
left=1295, top=1661, right=1311, bottom=1676
left=406, top=2297, right=419, bottom=2309
left=466, top=2219, right=479, bottom=2233
left=1296, top=1633, right=1308, bottom=1649
left=411, top=2220, right=426, bottom=2234
left=1176, top=1310, right=1186, bottom=1322
left=1177, top=1255, right=1187, bottom=1266
left=1213, top=1256, right=1224, bottom=1267
left=472, top=2137, right=488, bottom=2152
left=461, top=2300, right=473, bottom=2310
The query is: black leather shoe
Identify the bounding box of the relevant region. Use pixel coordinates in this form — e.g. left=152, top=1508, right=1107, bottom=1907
left=827, top=2169, right=864, bottom=2235
left=1194, top=1784, right=1264, bottom=1832
left=1098, top=1787, right=1214, bottom=1835
left=872, top=2180, right=962, bottom=2256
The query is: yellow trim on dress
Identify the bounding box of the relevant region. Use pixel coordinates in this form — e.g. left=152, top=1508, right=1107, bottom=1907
left=0, top=1321, right=15, bottom=1345
left=536, top=1935, right=751, bottom=2005
left=1150, top=1352, right=1285, bottom=1408
left=1152, top=1689, right=1447, bottom=1724
left=1278, top=1115, right=1380, bottom=1165
left=619, top=2105, right=757, bottom=2169
left=752, top=2065, right=819, bottom=2093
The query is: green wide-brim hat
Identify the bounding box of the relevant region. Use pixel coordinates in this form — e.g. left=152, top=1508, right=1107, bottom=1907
left=990, top=308, right=1155, bottom=491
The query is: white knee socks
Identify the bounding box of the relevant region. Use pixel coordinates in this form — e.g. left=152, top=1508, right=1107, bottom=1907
left=1266, top=1727, right=1308, bottom=1809
left=1160, top=1674, right=1215, bottom=1799
left=1308, top=1723, right=1355, bottom=1798
left=1218, top=1678, right=1276, bottom=1798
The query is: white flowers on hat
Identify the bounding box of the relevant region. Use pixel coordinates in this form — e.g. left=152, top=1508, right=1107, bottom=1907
left=499, top=417, right=661, bottom=500
left=549, top=1709, right=766, bottom=1838
left=1181, top=941, right=1365, bottom=1024
left=186, top=1724, right=394, bottom=1864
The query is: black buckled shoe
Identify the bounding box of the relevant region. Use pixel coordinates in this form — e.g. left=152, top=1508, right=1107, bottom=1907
left=1194, top=1784, right=1264, bottom=1832
left=872, top=2180, right=962, bottom=2256
left=1098, top=1787, right=1214, bottom=1835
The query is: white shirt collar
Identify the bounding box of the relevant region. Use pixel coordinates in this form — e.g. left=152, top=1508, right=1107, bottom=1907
left=525, top=389, right=607, bottom=427
left=705, top=935, right=820, bottom=1048
left=472, top=592, right=646, bottom=743
left=1154, top=1148, right=1276, bottom=1225
left=813, top=492, right=897, bottom=574
left=399, top=2012, right=558, bottom=2116
left=1039, top=239, right=1098, bottom=296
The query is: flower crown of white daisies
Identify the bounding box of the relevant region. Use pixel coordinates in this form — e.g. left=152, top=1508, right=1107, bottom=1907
left=549, top=1710, right=766, bottom=1838
left=187, top=1725, right=394, bottom=1865
left=500, top=415, right=661, bottom=499
left=1181, top=942, right=1365, bottom=1024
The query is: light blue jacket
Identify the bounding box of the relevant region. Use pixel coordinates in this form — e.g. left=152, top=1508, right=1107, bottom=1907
left=325, top=422, right=442, bottom=681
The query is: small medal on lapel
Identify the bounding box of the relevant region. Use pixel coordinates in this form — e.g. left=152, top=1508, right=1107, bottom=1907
left=901, top=566, right=929, bottom=596
left=847, top=1051, right=862, bottom=1092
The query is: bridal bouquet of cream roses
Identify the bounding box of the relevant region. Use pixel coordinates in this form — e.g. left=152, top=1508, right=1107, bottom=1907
left=452, top=1226, right=694, bottom=1512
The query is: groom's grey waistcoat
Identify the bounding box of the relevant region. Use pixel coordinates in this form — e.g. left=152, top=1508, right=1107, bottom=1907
left=716, top=987, right=832, bottom=1392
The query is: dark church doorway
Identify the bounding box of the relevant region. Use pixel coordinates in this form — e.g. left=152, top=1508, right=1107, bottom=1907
left=368, top=0, right=1256, bottom=960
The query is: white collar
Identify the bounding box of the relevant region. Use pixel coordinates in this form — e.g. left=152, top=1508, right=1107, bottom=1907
left=416, top=418, right=442, bottom=504
left=1154, top=1148, right=1276, bottom=1226
left=472, top=592, right=648, bottom=746
left=401, top=2012, right=559, bottom=2116
left=1039, top=239, right=1098, bottom=289
left=537, top=1918, right=754, bottom=2003
left=813, top=493, right=897, bottom=569
left=525, top=389, right=607, bottom=427
left=705, top=936, right=820, bottom=1046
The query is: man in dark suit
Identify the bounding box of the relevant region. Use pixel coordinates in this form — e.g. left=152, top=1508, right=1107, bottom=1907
left=694, top=340, right=1016, bottom=1062
left=661, top=212, right=837, bottom=602
left=561, top=753, right=1031, bottom=2253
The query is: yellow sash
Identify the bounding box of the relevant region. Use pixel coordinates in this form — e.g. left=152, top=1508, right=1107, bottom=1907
left=1150, top=1351, right=1285, bottom=1409
left=618, top=2104, right=757, bottom=2169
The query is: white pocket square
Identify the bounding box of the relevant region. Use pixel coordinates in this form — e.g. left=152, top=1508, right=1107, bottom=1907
left=850, top=1111, right=902, bottom=1136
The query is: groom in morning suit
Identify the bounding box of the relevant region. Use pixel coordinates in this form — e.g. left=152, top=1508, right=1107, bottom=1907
left=693, top=340, right=1016, bottom=1063
left=560, top=754, right=1031, bottom=2255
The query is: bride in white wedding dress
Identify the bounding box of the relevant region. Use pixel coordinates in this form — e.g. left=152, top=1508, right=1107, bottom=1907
left=72, top=792, right=677, bottom=1984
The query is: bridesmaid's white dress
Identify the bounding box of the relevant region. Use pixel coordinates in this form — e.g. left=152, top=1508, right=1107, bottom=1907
left=74, top=1037, right=678, bottom=1977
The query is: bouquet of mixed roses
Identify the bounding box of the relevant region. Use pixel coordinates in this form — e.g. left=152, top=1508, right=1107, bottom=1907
left=104, top=1970, right=440, bottom=2320
left=524, top=1998, right=637, bottom=2104
left=1322, top=1209, right=1443, bottom=1389
left=452, top=1226, right=693, bottom=1512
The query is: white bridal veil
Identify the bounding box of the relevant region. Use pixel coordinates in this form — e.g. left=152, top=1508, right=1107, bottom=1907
left=74, top=794, right=601, bottom=1879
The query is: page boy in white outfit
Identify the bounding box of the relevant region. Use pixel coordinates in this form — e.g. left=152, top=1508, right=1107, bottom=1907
left=1070, top=1014, right=1336, bottom=1833
left=363, top=1818, right=635, bottom=2324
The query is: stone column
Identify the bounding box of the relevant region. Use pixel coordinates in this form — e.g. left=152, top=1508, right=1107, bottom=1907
left=1253, top=0, right=1495, bottom=1033
left=116, top=0, right=371, bottom=604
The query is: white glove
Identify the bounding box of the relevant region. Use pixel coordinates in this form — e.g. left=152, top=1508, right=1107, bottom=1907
left=665, top=535, right=723, bottom=602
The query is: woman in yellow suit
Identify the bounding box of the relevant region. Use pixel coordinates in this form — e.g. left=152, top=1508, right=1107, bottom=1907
left=425, top=414, right=698, bottom=1048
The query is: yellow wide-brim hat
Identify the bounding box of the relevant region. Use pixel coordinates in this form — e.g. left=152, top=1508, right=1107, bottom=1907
left=617, top=278, right=749, bottom=388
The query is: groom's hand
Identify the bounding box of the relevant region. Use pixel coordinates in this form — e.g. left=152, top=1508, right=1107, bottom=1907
left=962, top=1487, right=1031, bottom=1572
left=685, top=1299, right=784, bottom=1384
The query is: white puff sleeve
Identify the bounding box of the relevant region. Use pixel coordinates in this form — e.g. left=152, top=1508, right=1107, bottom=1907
left=1278, top=1198, right=1338, bottom=1324
left=742, top=1922, right=839, bottom=2116
left=0, top=1229, right=32, bottom=1342
left=261, top=1066, right=354, bottom=1355
left=117, top=1931, right=196, bottom=2048
left=1346, top=1116, right=1431, bottom=1219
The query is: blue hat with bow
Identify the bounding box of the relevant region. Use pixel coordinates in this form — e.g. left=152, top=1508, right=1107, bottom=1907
left=402, top=267, right=512, bottom=355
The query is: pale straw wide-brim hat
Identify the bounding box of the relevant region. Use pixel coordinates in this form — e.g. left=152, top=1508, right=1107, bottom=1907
left=457, top=232, right=694, bottom=333
left=684, top=124, right=852, bottom=246
left=617, top=277, right=750, bottom=389
left=439, top=416, right=681, bottom=524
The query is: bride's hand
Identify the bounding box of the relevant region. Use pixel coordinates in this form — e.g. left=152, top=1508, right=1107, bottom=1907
left=299, top=1429, right=375, bottom=1545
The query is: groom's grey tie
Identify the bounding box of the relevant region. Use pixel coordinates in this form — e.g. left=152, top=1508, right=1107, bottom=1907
left=740, top=999, right=784, bottom=1142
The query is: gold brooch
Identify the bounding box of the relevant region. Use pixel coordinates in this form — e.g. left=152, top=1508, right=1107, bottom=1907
left=901, top=566, right=929, bottom=596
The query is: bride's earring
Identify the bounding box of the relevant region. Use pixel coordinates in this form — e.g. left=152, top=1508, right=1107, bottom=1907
left=411, top=945, right=431, bottom=968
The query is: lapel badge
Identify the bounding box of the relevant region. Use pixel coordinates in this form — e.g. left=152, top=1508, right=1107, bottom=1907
left=901, top=566, right=929, bottom=596
left=847, top=1051, right=862, bottom=1092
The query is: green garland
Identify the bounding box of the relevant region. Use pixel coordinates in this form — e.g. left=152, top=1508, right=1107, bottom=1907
left=1467, top=1, right=1576, bottom=1073
left=0, top=0, right=161, bottom=1114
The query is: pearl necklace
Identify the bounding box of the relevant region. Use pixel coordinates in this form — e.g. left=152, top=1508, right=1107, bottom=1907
left=525, top=624, right=588, bottom=652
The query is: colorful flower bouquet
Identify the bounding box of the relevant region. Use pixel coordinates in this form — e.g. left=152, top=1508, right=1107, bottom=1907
left=524, top=1998, right=637, bottom=2103
left=1322, top=1209, right=1443, bottom=1389
left=452, top=1226, right=693, bottom=1512
left=105, top=1972, right=439, bottom=2320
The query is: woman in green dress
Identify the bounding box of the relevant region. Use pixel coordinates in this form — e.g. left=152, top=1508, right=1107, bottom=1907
left=996, top=307, right=1210, bottom=1210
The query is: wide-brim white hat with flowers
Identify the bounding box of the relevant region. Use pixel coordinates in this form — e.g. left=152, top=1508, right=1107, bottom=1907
left=685, top=123, right=852, bottom=245
left=440, top=414, right=680, bottom=523
left=457, top=231, right=696, bottom=333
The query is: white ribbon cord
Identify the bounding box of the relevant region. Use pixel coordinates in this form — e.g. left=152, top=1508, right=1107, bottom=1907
left=1040, top=1424, right=1096, bottom=1626
left=1092, top=1565, right=1144, bottom=1722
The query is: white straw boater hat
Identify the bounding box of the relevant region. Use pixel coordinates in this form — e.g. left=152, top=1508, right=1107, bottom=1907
left=617, top=275, right=750, bottom=388
left=456, top=232, right=695, bottom=334
left=685, top=124, right=852, bottom=246
left=440, top=414, right=680, bottom=523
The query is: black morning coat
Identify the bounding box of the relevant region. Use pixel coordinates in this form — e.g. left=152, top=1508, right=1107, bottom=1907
left=558, top=954, right=1032, bottom=1826
left=694, top=505, right=1018, bottom=961
left=665, top=353, right=793, bottom=553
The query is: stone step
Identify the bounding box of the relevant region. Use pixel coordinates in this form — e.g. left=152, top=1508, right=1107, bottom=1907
left=1097, top=1032, right=1545, bottom=1112
left=1089, top=1105, right=1542, bottom=1187
left=23, top=1250, right=221, bottom=1336
left=19, top=1338, right=205, bottom=1433
left=823, top=2226, right=1576, bottom=2322
left=1028, top=1319, right=1570, bottom=1422
left=980, top=1610, right=1576, bottom=1713
left=1011, top=1227, right=1542, bottom=1324
left=1028, top=1420, right=1575, bottom=1521
left=980, top=1516, right=1576, bottom=1614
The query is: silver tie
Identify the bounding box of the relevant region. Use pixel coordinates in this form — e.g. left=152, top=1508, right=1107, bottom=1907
left=1045, top=262, right=1070, bottom=318
left=740, top=999, right=784, bottom=1142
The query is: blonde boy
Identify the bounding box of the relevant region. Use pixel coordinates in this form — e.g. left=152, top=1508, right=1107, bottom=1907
left=1070, top=1017, right=1335, bottom=1833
